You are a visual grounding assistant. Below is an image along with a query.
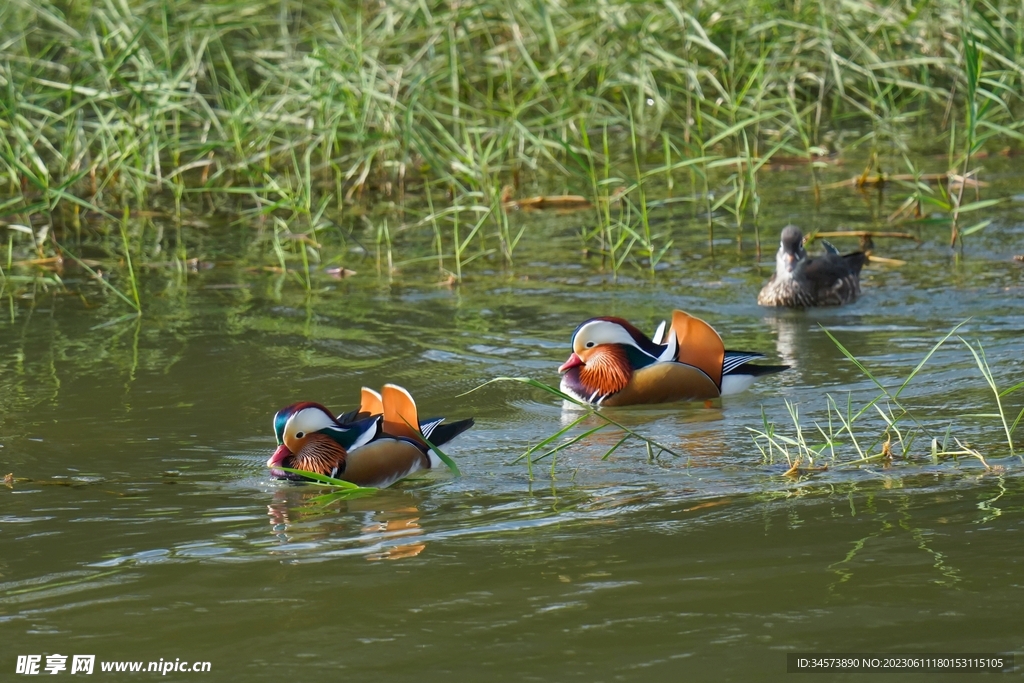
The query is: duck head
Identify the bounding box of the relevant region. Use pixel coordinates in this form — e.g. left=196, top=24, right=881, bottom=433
left=268, top=402, right=378, bottom=479
left=776, top=225, right=807, bottom=277
left=558, top=317, right=662, bottom=402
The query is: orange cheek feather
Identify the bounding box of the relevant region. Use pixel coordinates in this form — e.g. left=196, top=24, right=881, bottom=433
left=578, top=346, right=632, bottom=397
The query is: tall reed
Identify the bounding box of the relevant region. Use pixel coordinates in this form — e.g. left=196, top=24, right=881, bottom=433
left=1, top=0, right=1021, bottom=284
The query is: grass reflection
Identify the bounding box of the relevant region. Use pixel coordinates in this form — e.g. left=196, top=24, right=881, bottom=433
left=826, top=488, right=963, bottom=593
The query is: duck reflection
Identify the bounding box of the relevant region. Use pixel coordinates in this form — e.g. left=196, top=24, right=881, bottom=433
left=761, top=311, right=812, bottom=369
left=361, top=506, right=426, bottom=561
left=266, top=487, right=427, bottom=561
left=763, top=310, right=883, bottom=390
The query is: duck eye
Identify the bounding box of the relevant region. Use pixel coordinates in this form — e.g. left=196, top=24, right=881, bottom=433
left=585, top=341, right=596, bottom=348
left=295, top=431, right=305, bottom=439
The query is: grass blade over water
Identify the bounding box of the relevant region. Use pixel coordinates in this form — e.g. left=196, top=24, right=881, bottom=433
left=752, top=323, right=1024, bottom=470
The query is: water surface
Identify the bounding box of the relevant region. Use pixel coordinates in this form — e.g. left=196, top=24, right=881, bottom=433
left=3, top=160, right=1024, bottom=680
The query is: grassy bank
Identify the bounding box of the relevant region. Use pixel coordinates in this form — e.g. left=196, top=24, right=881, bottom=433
left=2, top=0, right=1023, bottom=290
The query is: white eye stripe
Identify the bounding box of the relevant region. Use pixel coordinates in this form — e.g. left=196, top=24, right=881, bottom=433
left=574, top=321, right=641, bottom=350
left=285, top=408, right=336, bottom=442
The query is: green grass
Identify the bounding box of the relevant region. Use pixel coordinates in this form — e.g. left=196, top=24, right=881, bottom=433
left=275, top=466, right=379, bottom=504
left=1, top=0, right=1023, bottom=296
left=466, top=377, right=684, bottom=480
left=750, top=322, right=1024, bottom=472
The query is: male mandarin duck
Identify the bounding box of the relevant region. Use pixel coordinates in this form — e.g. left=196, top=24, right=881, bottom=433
left=267, top=384, right=473, bottom=488
left=758, top=225, right=866, bottom=308
left=558, top=310, right=787, bottom=406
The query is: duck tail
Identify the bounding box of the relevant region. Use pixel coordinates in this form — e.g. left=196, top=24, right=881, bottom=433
left=719, top=362, right=790, bottom=395
left=844, top=251, right=867, bottom=275
left=422, top=418, right=475, bottom=448
left=736, top=363, right=790, bottom=377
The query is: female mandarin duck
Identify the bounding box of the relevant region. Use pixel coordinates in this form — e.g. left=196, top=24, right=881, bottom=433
left=758, top=225, right=866, bottom=308
left=267, top=384, right=473, bottom=488
left=558, top=309, right=787, bottom=406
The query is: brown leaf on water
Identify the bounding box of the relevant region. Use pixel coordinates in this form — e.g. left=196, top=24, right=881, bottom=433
left=14, top=255, right=80, bottom=270
left=768, top=153, right=844, bottom=170
left=816, top=171, right=989, bottom=192
left=503, top=194, right=591, bottom=212
left=782, top=458, right=829, bottom=477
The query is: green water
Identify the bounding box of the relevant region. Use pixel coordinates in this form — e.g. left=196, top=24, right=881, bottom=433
left=3, top=162, right=1024, bottom=681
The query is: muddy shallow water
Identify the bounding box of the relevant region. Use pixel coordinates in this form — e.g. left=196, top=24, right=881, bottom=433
left=3, top=161, right=1024, bottom=680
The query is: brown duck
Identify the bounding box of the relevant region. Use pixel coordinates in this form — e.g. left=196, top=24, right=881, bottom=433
left=758, top=225, right=866, bottom=308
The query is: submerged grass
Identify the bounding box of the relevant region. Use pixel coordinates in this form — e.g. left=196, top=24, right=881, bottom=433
left=468, top=376, right=684, bottom=480
left=1, top=0, right=1023, bottom=297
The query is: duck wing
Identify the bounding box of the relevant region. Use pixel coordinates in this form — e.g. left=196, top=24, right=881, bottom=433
left=664, top=310, right=725, bottom=389
left=603, top=362, right=721, bottom=405
left=803, top=254, right=862, bottom=288
left=341, top=438, right=430, bottom=488
left=337, top=387, right=385, bottom=424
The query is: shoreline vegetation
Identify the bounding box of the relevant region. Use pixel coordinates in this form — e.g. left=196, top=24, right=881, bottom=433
left=1, top=0, right=1023, bottom=294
